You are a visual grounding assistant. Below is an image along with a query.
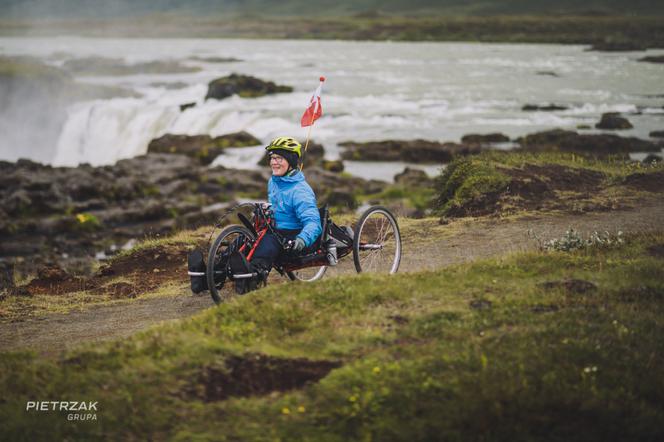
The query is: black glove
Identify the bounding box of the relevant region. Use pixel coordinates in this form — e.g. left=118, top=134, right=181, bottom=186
left=290, top=237, right=306, bottom=252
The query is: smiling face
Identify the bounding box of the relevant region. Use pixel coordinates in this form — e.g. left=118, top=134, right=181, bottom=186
left=269, top=153, right=289, bottom=176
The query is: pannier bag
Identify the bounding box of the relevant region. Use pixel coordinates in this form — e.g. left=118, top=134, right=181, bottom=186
left=187, top=249, right=208, bottom=293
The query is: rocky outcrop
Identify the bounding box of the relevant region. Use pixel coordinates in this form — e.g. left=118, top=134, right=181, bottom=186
left=205, top=74, right=293, bottom=100
left=638, top=56, right=664, bottom=64
left=650, top=130, right=664, bottom=138
left=147, top=132, right=261, bottom=165
left=522, top=104, right=568, bottom=111
left=339, top=139, right=482, bottom=164
left=394, top=167, right=434, bottom=188
left=595, top=113, right=633, bottom=130
left=0, top=154, right=386, bottom=272
left=516, top=129, right=660, bottom=155
left=304, top=167, right=386, bottom=210
left=461, top=133, right=510, bottom=144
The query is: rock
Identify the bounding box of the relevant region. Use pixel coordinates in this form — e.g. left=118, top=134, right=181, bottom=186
left=642, top=154, right=662, bottom=164
left=516, top=129, right=660, bottom=155
left=304, top=167, right=385, bottom=210
left=595, top=112, right=633, bottom=130
left=522, top=104, right=568, bottom=111
left=638, top=56, right=664, bottom=64
left=0, top=154, right=388, bottom=273
left=190, top=56, right=243, bottom=63
left=339, top=139, right=481, bottom=164
left=179, top=102, right=196, bottom=111
left=205, top=73, right=292, bottom=100
left=321, top=160, right=344, bottom=173
left=461, top=133, right=510, bottom=144
left=650, top=130, right=664, bottom=138
left=394, top=167, right=434, bottom=188
left=147, top=132, right=260, bottom=165
left=321, top=190, right=357, bottom=210
left=536, top=71, right=559, bottom=77
left=588, top=41, right=645, bottom=52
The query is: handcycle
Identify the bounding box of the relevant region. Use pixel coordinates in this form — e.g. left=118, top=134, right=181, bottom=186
left=200, top=203, right=402, bottom=304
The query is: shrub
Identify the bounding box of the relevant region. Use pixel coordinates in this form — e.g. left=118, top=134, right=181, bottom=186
left=432, top=157, right=510, bottom=215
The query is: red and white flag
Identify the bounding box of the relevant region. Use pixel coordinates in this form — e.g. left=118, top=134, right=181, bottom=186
left=300, top=76, right=325, bottom=127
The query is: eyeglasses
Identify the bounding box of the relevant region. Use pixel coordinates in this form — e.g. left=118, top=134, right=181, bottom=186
left=269, top=155, right=286, bottom=163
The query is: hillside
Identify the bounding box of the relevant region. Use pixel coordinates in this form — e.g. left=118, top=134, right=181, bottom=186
left=2, top=0, right=664, bottom=18
left=1, top=230, right=663, bottom=439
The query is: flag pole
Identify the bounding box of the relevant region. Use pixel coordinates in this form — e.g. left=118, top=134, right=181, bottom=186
left=301, top=76, right=325, bottom=171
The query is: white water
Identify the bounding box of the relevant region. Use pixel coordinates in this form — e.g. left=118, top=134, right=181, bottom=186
left=1, top=37, right=663, bottom=177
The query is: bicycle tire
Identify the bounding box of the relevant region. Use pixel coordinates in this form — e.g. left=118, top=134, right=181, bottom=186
left=352, top=206, right=401, bottom=274
left=207, top=224, right=254, bottom=304
left=286, top=266, right=327, bottom=282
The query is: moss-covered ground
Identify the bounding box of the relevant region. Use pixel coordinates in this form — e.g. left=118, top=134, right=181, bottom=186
left=1, top=232, right=663, bottom=440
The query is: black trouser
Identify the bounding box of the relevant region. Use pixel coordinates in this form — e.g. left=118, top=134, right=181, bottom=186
left=251, top=228, right=300, bottom=272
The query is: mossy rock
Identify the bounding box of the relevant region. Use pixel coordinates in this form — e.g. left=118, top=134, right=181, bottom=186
left=205, top=73, right=293, bottom=100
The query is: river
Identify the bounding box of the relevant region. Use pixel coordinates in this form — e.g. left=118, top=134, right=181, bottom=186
left=1, top=36, right=663, bottom=179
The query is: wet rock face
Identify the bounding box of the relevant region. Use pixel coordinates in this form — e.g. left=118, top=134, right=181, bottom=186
left=461, top=133, right=510, bottom=144
left=394, top=167, right=434, bottom=188
left=205, top=73, right=293, bottom=100
left=638, top=55, right=664, bottom=64
left=522, top=104, right=568, bottom=111
left=0, top=154, right=266, bottom=269
left=516, top=129, right=660, bottom=155
left=0, top=152, right=386, bottom=272
left=339, top=139, right=482, bottom=164
left=595, top=113, right=633, bottom=130
left=147, top=132, right=261, bottom=165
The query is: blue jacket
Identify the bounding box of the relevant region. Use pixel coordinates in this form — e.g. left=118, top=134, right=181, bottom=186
left=268, top=171, right=322, bottom=247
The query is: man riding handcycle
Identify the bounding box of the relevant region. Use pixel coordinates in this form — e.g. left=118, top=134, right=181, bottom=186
left=188, top=136, right=402, bottom=304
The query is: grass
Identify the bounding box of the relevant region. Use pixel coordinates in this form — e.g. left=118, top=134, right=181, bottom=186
left=433, top=151, right=664, bottom=217
left=1, top=232, right=663, bottom=440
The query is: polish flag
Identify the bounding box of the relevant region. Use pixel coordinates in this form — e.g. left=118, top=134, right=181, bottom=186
left=301, top=76, right=325, bottom=127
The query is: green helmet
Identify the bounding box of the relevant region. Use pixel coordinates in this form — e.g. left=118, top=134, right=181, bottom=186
left=265, top=136, right=302, bottom=158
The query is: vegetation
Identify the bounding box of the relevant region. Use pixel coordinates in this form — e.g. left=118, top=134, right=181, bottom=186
left=1, top=15, right=663, bottom=49
left=433, top=151, right=664, bottom=217
left=1, top=233, right=663, bottom=440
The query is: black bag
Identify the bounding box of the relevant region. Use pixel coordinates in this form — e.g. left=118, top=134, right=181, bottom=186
left=187, top=249, right=208, bottom=293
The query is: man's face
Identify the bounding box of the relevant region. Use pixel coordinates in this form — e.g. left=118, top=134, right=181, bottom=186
left=269, top=154, right=289, bottom=176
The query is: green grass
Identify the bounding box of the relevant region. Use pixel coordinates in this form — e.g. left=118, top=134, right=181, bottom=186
left=432, top=151, right=664, bottom=216
left=1, top=233, right=663, bottom=440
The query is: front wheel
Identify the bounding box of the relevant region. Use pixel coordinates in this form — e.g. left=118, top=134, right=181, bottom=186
left=207, top=225, right=254, bottom=304
left=353, top=206, right=401, bottom=274
left=286, top=266, right=327, bottom=282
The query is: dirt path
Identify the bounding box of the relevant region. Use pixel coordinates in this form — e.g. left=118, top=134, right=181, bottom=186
left=2, top=198, right=663, bottom=355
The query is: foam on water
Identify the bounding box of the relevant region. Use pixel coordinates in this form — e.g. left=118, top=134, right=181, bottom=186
left=1, top=37, right=663, bottom=172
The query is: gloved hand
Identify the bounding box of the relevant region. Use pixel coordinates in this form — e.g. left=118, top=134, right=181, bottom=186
left=291, top=237, right=306, bottom=252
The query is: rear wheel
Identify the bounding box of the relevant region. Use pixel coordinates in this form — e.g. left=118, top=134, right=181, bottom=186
left=286, top=266, right=327, bottom=282
left=207, top=225, right=254, bottom=304
left=353, top=206, right=401, bottom=274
